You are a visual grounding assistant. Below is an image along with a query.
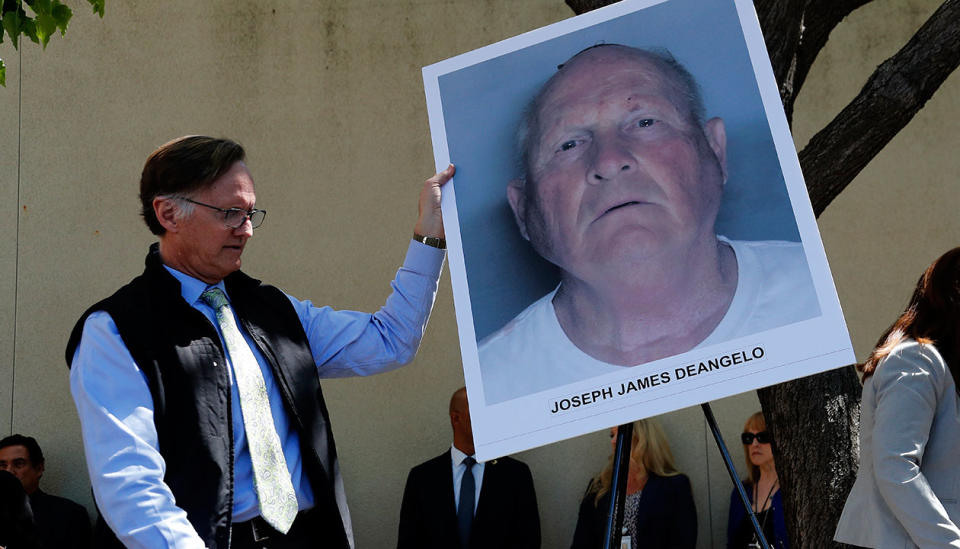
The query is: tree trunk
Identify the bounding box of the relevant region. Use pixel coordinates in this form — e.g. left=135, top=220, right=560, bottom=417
left=564, top=1, right=960, bottom=547
left=755, top=369, right=861, bottom=548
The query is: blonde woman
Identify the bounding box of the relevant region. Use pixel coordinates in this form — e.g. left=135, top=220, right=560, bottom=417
left=726, top=412, right=787, bottom=549
left=571, top=419, right=696, bottom=549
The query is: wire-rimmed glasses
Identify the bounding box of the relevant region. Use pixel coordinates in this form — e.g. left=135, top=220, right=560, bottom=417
left=177, top=196, right=266, bottom=229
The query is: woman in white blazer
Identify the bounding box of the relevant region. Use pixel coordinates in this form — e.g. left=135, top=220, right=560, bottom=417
left=835, top=248, right=960, bottom=548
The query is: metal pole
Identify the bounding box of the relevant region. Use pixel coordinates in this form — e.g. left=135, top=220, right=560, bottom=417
left=701, top=402, right=770, bottom=549
left=602, top=422, right=633, bottom=549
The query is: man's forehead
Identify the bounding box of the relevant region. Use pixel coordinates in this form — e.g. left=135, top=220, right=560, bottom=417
left=559, top=46, right=663, bottom=78
left=539, top=49, right=676, bottom=115
left=0, top=445, right=29, bottom=459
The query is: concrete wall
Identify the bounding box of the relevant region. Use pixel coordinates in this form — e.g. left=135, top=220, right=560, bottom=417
left=0, top=1, right=956, bottom=547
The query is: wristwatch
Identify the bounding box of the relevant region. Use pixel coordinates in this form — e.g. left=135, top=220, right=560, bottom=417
left=413, top=232, right=446, bottom=249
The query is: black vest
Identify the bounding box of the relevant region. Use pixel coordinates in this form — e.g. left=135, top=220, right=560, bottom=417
left=65, top=244, right=350, bottom=549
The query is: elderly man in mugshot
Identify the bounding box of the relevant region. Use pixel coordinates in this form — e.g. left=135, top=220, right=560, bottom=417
left=479, top=44, right=819, bottom=403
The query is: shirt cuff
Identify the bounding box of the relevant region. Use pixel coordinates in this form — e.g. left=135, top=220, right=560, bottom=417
left=405, top=239, right=446, bottom=274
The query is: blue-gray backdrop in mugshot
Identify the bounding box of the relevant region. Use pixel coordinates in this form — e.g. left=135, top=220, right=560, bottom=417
left=438, top=0, right=802, bottom=342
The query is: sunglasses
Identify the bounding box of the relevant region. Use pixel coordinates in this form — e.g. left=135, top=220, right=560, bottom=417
left=741, top=431, right=771, bottom=445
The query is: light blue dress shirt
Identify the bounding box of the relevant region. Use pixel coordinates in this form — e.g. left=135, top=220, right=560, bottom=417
left=70, top=241, right=444, bottom=549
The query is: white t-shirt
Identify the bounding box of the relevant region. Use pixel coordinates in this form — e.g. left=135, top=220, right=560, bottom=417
left=478, top=238, right=820, bottom=404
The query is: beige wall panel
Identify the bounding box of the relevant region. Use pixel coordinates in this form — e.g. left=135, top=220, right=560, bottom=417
left=0, top=43, right=18, bottom=435
left=793, top=0, right=960, bottom=361
left=6, top=0, right=958, bottom=547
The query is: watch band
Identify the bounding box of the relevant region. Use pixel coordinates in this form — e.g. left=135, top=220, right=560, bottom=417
left=413, top=232, right=446, bottom=249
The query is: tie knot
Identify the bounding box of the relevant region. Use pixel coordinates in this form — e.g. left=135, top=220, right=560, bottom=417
left=463, top=456, right=476, bottom=468
left=200, top=287, right=229, bottom=310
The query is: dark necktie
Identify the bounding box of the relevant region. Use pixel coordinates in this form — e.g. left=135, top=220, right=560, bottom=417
left=457, top=456, right=476, bottom=548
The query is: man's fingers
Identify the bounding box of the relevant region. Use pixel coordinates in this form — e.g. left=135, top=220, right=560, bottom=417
left=427, top=164, right=456, bottom=188
left=414, top=164, right=454, bottom=240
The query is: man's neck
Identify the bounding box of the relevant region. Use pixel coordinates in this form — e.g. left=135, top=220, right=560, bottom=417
left=452, top=441, right=475, bottom=457
left=553, top=237, right=738, bottom=365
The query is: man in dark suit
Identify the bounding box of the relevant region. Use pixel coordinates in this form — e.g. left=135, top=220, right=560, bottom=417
left=397, top=387, right=541, bottom=549
left=0, top=434, right=92, bottom=549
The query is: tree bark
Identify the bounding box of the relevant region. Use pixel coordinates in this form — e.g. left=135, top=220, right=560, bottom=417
left=801, top=0, right=960, bottom=216
left=563, top=1, right=960, bottom=547
left=756, top=369, right=862, bottom=548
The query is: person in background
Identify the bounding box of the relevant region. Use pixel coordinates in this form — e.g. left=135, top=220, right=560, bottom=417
left=726, top=412, right=788, bottom=549
left=397, top=387, right=540, bottom=549
left=835, top=248, right=960, bottom=547
left=0, top=434, right=90, bottom=549
left=0, top=469, right=40, bottom=549
left=571, top=418, right=696, bottom=549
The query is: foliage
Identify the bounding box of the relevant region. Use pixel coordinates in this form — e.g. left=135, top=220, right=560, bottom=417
left=0, top=0, right=104, bottom=86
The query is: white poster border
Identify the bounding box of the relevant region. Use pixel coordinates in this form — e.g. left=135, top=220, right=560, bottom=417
left=423, top=0, right=854, bottom=461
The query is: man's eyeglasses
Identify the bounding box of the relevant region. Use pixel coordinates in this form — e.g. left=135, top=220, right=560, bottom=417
left=177, top=197, right=266, bottom=229
left=741, top=431, right=771, bottom=445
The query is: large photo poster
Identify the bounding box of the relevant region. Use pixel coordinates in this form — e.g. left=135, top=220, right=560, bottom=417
left=423, top=0, right=855, bottom=461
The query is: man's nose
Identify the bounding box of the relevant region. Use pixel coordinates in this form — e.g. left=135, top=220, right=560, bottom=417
left=234, top=217, right=255, bottom=237
left=588, top=134, right=636, bottom=183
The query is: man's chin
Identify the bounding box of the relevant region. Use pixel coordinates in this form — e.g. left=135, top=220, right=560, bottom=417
left=215, top=257, right=243, bottom=279
left=589, top=235, right=669, bottom=265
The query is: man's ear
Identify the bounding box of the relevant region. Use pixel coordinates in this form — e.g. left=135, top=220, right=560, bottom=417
left=506, top=178, right=531, bottom=241
left=153, top=196, right=181, bottom=233
left=704, top=117, right=728, bottom=183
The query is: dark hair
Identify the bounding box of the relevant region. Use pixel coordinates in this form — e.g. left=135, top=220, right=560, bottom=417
left=516, top=44, right=705, bottom=185
left=139, top=136, right=246, bottom=235
left=0, top=470, right=40, bottom=549
left=0, top=435, right=44, bottom=467
left=860, top=247, right=960, bottom=388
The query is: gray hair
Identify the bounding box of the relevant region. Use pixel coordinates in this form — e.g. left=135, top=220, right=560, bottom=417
left=158, top=194, right=196, bottom=224
left=515, top=44, right=706, bottom=185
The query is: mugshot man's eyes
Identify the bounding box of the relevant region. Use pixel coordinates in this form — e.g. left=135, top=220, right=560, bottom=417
left=636, top=118, right=655, bottom=128
left=560, top=140, right=579, bottom=152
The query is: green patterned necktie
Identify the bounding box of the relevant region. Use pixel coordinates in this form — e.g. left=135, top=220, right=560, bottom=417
left=201, top=287, right=299, bottom=533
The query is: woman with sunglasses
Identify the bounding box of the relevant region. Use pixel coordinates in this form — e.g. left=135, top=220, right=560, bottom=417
left=834, top=248, right=960, bottom=548
left=571, top=418, right=697, bottom=549
left=726, top=411, right=788, bottom=549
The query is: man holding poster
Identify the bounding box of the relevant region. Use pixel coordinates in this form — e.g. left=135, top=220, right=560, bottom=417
left=480, top=45, right=819, bottom=403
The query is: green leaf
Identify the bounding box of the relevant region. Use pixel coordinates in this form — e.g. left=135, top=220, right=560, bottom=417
left=51, top=2, right=70, bottom=35
left=2, top=10, right=19, bottom=49
left=21, top=18, right=39, bottom=44
left=35, top=12, right=56, bottom=47
left=0, top=58, right=5, bottom=87
left=87, top=0, right=104, bottom=18
left=25, top=0, right=53, bottom=17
